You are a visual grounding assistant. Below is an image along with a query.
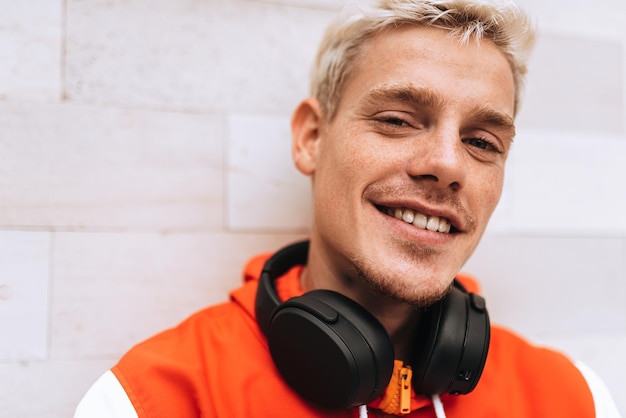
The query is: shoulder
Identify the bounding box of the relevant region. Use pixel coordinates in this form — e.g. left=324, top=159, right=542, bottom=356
left=117, top=297, right=261, bottom=375
left=481, top=326, right=623, bottom=417
left=477, top=326, right=596, bottom=416
left=444, top=328, right=622, bottom=417
left=487, top=326, right=587, bottom=386
left=575, top=361, right=623, bottom=418
left=107, top=296, right=268, bottom=417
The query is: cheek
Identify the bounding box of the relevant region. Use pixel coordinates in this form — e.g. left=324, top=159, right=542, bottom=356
left=474, top=169, right=504, bottom=216
left=315, top=131, right=371, bottom=190
left=310, top=146, right=359, bottom=214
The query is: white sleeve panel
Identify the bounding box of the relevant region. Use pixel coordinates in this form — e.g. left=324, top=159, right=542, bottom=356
left=576, top=362, right=623, bottom=418
left=74, top=370, right=139, bottom=418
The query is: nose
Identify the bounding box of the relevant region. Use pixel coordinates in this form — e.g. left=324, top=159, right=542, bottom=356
left=406, top=128, right=466, bottom=191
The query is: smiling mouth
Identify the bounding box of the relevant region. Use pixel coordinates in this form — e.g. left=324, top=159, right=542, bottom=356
left=378, top=206, right=457, bottom=234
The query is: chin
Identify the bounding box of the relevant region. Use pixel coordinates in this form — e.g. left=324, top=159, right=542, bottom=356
left=358, top=246, right=459, bottom=306
left=355, top=264, right=453, bottom=308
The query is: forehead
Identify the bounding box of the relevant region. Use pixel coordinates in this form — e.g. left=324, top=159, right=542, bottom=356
left=340, top=25, right=516, bottom=118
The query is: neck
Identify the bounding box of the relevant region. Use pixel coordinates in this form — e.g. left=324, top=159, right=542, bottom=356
left=360, top=292, right=421, bottom=362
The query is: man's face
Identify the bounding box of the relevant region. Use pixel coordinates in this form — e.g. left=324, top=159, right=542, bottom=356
left=295, top=26, right=516, bottom=306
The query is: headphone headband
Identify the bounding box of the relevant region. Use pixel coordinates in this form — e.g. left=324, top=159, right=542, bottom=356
left=256, top=240, right=310, bottom=334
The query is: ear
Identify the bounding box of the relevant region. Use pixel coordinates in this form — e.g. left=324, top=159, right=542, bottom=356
left=291, top=98, right=324, bottom=176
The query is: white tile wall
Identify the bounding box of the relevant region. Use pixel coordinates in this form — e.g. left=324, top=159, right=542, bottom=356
left=487, top=130, right=626, bottom=234
left=512, top=131, right=626, bottom=232
left=1, top=0, right=625, bottom=416
left=65, top=0, right=333, bottom=114
left=517, top=0, right=626, bottom=39
left=253, top=0, right=347, bottom=9
left=0, top=231, right=50, bottom=360
left=0, top=101, right=223, bottom=229
left=0, top=359, right=114, bottom=418
left=0, top=0, right=63, bottom=101
left=51, top=231, right=306, bottom=358
left=228, top=114, right=312, bottom=231
left=517, top=35, right=624, bottom=132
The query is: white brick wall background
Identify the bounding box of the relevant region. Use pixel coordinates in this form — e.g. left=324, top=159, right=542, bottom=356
left=0, top=0, right=624, bottom=416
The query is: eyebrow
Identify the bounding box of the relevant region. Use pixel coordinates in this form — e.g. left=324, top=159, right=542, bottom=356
left=360, top=85, right=444, bottom=111
left=467, top=105, right=516, bottom=139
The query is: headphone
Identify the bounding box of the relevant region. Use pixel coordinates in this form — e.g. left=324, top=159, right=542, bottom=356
left=255, top=241, right=490, bottom=410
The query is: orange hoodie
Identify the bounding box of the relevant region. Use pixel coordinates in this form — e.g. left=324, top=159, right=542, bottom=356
left=111, top=253, right=595, bottom=417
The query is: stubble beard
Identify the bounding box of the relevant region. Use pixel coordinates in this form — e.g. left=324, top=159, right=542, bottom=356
left=351, top=240, right=454, bottom=308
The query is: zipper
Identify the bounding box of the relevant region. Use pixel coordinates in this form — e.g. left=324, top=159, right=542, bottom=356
left=378, top=360, right=413, bottom=415
left=399, top=365, right=412, bottom=414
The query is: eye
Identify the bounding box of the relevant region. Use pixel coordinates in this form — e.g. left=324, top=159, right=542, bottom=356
left=371, top=111, right=424, bottom=132
left=368, top=111, right=427, bottom=138
left=463, top=137, right=501, bottom=153
left=465, top=137, right=489, bottom=149
left=378, top=116, right=410, bottom=127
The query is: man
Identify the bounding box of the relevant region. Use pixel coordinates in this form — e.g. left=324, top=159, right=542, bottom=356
left=75, top=0, right=621, bottom=417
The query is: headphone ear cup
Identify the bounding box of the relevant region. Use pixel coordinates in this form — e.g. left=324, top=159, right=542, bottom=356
left=411, top=284, right=490, bottom=395
left=266, top=289, right=395, bottom=410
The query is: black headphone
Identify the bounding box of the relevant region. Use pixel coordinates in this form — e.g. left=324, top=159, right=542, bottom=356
left=255, top=241, right=490, bottom=410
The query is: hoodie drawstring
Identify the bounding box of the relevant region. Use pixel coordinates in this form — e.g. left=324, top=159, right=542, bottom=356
left=431, top=394, right=447, bottom=418
left=358, top=404, right=368, bottom=418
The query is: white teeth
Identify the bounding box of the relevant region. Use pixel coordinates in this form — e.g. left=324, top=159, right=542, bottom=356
left=387, top=208, right=452, bottom=234
left=438, top=218, right=451, bottom=233
left=402, top=211, right=414, bottom=223
left=413, top=212, right=427, bottom=229
left=426, top=216, right=439, bottom=232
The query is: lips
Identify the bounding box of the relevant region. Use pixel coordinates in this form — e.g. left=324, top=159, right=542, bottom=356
left=382, top=207, right=454, bottom=233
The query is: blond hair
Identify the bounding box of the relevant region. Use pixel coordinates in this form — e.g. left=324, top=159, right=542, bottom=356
left=311, top=0, right=536, bottom=119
